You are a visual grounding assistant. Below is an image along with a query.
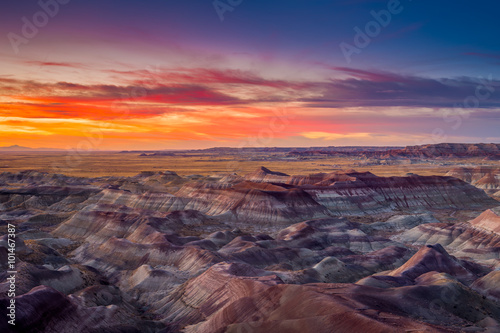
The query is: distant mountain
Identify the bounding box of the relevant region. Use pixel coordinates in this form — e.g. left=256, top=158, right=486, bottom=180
left=0, top=145, right=64, bottom=151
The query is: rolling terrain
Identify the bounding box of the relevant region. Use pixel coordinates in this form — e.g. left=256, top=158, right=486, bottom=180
left=0, top=161, right=499, bottom=332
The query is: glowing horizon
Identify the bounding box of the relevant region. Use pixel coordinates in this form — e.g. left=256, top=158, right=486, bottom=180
left=1, top=0, right=499, bottom=150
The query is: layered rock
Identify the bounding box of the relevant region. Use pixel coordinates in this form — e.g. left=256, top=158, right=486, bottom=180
left=394, top=209, right=500, bottom=265
left=162, top=262, right=451, bottom=333
left=2, top=168, right=496, bottom=230
left=471, top=270, right=500, bottom=302
left=2, top=168, right=500, bottom=332
left=0, top=285, right=162, bottom=333
left=288, top=143, right=500, bottom=159
left=402, top=143, right=500, bottom=158
left=158, top=245, right=500, bottom=332
left=386, top=244, right=480, bottom=285
left=446, top=166, right=500, bottom=195
left=176, top=180, right=330, bottom=223
left=304, top=172, right=497, bottom=214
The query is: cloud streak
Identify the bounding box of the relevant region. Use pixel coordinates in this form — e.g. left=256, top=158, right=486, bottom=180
left=1, top=65, right=499, bottom=149
left=300, top=67, right=500, bottom=109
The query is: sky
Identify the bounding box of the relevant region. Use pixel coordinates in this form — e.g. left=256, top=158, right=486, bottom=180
left=1, top=0, right=500, bottom=150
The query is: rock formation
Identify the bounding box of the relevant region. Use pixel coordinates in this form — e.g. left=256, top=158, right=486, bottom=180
left=1, top=168, right=499, bottom=332
left=446, top=166, right=500, bottom=197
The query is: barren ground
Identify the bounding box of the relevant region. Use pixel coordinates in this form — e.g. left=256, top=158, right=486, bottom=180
left=0, top=151, right=497, bottom=178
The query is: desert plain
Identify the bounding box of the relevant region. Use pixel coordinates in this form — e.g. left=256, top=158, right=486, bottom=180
left=1, top=143, right=500, bottom=332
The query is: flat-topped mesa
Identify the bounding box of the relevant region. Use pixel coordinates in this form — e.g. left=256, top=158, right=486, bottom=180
left=288, top=171, right=365, bottom=186
left=177, top=181, right=330, bottom=223
left=2, top=167, right=496, bottom=229
left=402, top=143, right=500, bottom=158
left=288, top=143, right=500, bottom=159
left=174, top=167, right=497, bottom=220
left=304, top=172, right=497, bottom=214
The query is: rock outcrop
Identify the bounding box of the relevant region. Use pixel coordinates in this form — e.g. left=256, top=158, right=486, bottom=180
left=288, top=143, right=500, bottom=160
left=1, top=168, right=499, bottom=332
left=394, top=209, right=500, bottom=267
left=446, top=166, right=500, bottom=196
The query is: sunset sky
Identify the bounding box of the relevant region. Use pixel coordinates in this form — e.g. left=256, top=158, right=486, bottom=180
left=1, top=0, right=500, bottom=150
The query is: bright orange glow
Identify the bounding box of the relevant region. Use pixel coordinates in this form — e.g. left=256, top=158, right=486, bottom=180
left=1, top=62, right=495, bottom=150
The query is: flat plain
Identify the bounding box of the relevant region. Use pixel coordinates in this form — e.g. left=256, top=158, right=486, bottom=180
left=0, top=151, right=495, bottom=178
